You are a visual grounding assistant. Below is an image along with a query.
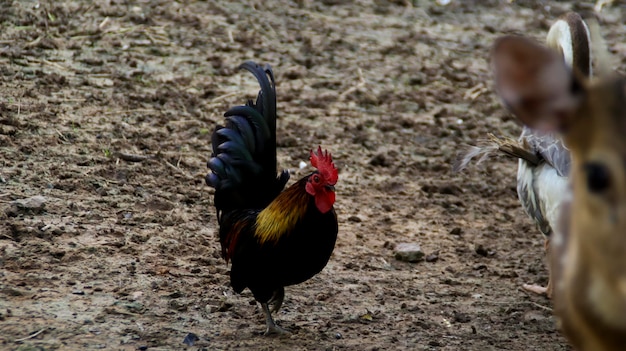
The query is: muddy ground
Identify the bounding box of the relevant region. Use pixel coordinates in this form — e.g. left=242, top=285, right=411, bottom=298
left=1, top=0, right=625, bottom=350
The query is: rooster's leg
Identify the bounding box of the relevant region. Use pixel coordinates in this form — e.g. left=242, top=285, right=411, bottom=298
left=522, top=238, right=552, bottom=297
left=268, top=287, right=285, bottom=314
left=544, top=238, right=553, bottom=299
left=261, top=302, right=288, bottom=335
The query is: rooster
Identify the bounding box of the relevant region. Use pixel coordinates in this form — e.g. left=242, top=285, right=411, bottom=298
left=206, top=61, right=339, bottom=335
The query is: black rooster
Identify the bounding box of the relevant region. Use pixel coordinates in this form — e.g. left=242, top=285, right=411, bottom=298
left=206, top=62, right=339, bottom=335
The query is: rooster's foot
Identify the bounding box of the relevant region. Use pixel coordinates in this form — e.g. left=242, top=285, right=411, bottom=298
left=522, top=283, right=548, bottom=296
left=261, top=302, right=289, bottom=336
left=263, top=323, right=289, bottom=336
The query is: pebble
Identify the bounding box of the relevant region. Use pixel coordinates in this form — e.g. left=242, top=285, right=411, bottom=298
left=8, top=195, right=46, bottom=216
left=449, top=227, right=462, bottom=235
left=183, top=333, right=199, bottom=346
left=425, top=252, right=439, bottom=263
left=453, top=311, right=471, bottom=323
left=369, top=153, right=392, bottom=167
left=523, top=310, right=547, bottom=322
left=475, top=244, right=495, bottom=257
left=347, top=216, right=362, bottom=223
left=394, top=243, right=424, bottom=263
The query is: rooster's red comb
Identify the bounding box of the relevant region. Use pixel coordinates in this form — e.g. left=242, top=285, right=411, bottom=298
left=310, top=146, right=338, bottom=185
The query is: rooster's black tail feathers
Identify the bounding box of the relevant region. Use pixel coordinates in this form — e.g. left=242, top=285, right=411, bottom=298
left=207, top=62, right=289, bottom=218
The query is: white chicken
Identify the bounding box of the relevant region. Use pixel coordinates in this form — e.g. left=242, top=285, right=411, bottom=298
left=455, top=12, right=592, bottom=297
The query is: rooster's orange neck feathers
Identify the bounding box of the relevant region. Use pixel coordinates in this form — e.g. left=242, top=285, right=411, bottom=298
left=254, top=147, right=338, bottom=245
left=254, top=178, right=310, bottom=245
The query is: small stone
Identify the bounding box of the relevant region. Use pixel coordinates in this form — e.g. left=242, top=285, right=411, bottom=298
left=183, top=333, right=199, bottom=346
left=114, top=301, right=145, bottom=314
left=475, top=245, right=495, bottom=257
left=50, top=250, right=66, bottom=259
left=347, top=216, right=362, bottom=223
left=369, top=153, right=391, bottom=167
left=168, top=300, right=187, bottom=312
left=8, top=195, right=46, bottom=216
left=453, top=311, right=471, bottom=323
left=475, top=245, right=488, bottom=257
left=393, top=243, right=424, bottom=263
left=425, top=252, right=439, bottom=262
left=523, top=310, right=547, bottom=322
left=1, top=288, right=24, bottom=296
left=217, top=301, right=233, bottom=312
left=14, top=195, right=46, bottom=209
left=449, top=227, right=462, bottom=235
left=168, top=291, right=183, bottom=299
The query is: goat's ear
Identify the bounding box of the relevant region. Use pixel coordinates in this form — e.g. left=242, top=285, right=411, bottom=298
left=491, top=35, right=582, bottom=131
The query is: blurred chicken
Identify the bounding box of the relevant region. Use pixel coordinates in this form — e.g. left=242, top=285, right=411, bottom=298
left=206, top=61, right=339, bottom=335
left=490, top=26, right=626, bottom=351
left=454, top=12, right=592, bottom=297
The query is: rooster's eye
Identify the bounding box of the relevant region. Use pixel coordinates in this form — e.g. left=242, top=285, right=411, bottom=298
left=313, top=175, right=320, bottom=183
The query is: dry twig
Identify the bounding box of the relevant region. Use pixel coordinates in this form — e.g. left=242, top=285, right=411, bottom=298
left=14, top=328, right=48, bottom=342
left=163, top=159, right=195, bottom=180
left=115, top=152, right=150, bottom=163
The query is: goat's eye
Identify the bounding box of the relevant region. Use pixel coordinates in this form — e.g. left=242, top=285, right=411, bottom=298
left=313, top=175, right=320, bottom=183
left=584, top=162, right=611, bottom=193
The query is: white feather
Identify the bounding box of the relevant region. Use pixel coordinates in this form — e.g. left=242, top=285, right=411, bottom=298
left=533, top=163, right=570, bottom=233
left=547, top=20, right=574, bottom=68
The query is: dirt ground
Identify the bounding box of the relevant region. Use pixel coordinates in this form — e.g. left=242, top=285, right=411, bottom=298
left=1, top=0, right=625, bottom=350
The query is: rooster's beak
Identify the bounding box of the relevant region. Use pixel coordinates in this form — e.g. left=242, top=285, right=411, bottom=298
left=325, top=185, right=335, bottom=192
